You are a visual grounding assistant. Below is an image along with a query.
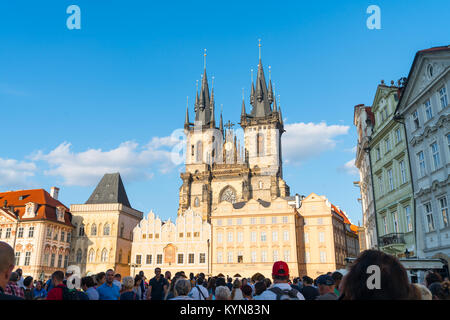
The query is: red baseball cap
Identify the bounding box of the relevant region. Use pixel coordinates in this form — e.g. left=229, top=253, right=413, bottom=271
left=272, top=261, right=289, bottom=277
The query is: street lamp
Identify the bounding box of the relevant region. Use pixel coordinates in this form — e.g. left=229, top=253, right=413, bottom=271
left=129, top=263, right=141, bottom=277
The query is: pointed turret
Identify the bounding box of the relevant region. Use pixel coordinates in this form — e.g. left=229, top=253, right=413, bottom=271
left=184, top=98, right=190, bottom=129
left=249, top=42, right=272, bottom=118
left=250, top=69, right=255, bottom=105
left=268, top=67, right=274, bottom=104
left=194, top=50, right=214, bottom=127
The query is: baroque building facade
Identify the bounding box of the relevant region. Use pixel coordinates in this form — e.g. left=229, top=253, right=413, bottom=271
left=69, top=173, right=143, bottom=276
left=0, top=188, right=73, bottom=281
left=298, top=193, right=359, bottom=277
left=369, top=82, right=416, bottom=257
left=131, top=208, right=211, bottom=277
left=395, top=46, right=450, bottom=265
left=354, top=104, right=377, bottom=250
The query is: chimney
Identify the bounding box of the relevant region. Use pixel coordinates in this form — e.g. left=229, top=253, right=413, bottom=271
left=50, top=187, right=60, bottom=200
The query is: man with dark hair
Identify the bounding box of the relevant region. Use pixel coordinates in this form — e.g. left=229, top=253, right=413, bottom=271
left=96, top=269, right=120, bottom=300
left=188, top=274, right=209, bottom=300
left=81, top=276, right=99, bottom=300
left=0, top=242, right=23, bottom=300
left=331, top=271, right=343, bottom=297
left=146, top=267, right=169, bottom=300
left=226, top=277, right=233, bottom=291
left=300, top=276, right=319, bottom=300
left=254, top=261, right=305, bottom=300
left=113, top=273, right=122, bottom=290
left=46, top=271, right=66, bottom=300
left=316, top=274, right=337, bottom=300
left=23, top=276, right=34, bottom=300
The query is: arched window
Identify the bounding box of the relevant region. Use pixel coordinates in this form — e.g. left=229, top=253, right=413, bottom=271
left=194, top=197, right=200, bottom=207
left=259, top=181, right=263, bottom=189
left=120, top=223, right=124, bottom=238
left=76, top=249, right=82, bottom=263
left=79, top=224, right=85, bottom=237
left=220, top=186, right=237, bottom=204
left=256, top=133, right=264, bottom=156
left=88, top=249, right=95, bottom=263
left=103, top=223, right=110, bottom=236
left=91, top=224, right=97, bottom=236
left=196, top=141, right=203, bottom=163
left=101, top=248, right=108, bottom=262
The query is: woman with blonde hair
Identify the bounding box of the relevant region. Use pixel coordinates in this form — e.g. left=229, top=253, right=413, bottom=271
left=231, top=279, right=243, bottom=300
left=120, top=276, right=137, bottom=300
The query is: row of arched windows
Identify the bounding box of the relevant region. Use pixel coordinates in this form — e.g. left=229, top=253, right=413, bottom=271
left=76, top=248, right=109, bottom=263
left=75, top=223, right=112, bottom=237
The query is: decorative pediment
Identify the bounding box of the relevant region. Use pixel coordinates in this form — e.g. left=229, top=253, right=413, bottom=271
left=23, top=202, right=37, bottom=219
left=402, top=54, right=450, bottom=108
left=56, top=206, right=66, bottom=223
left=0, top=208, right=18, bottom=223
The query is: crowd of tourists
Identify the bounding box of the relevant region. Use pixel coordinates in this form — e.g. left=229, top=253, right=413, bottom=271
left=0, top=241, right=449, bottom=300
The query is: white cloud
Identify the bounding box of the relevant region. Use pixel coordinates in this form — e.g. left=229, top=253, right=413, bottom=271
left=32, top=137, right=180, bottom=187
left=0, top=158, right=36, bottom=188
left=282, top=122, right=350, bottom=165
left=340, top=158, right=359, bottom=176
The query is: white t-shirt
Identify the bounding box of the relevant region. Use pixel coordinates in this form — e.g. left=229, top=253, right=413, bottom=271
left=188, top=285, right=210, bottom=300
left=232, top=288, right=244, bottom=300
left=254, top=283, right=305, bottom=300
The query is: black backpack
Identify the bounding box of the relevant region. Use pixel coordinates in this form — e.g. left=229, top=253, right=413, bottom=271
left=61, top=286, right=80, bottom=300
left=269, top=287, right=300, bottom=300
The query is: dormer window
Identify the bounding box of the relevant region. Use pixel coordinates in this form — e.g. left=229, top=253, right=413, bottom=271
left=23, top=202, right=37, bottom=218
left=56, top=206, right=65, bottom=223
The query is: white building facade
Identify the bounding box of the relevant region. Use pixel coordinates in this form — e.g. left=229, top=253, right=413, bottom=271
left=396, top=46, right=450, bottom=265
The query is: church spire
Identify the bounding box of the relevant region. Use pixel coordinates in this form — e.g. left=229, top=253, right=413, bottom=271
left=268, top=66, right=274, bottom=104
left=194, top=49, right=213, bottom=126
left=210, top=76, right=216, bottom=128
left=185, top=96, right=190, bottom=129
left=250, top=40, right=272, bottom=118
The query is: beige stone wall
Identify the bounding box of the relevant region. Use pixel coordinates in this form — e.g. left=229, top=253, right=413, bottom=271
left=69, top=203, right=142, bottom=277
left=210, top=198, right=301, bottom=278
left=131, top=208, right=211, bottom=277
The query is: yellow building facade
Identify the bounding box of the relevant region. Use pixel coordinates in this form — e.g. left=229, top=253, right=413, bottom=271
left=69, top=173, right=143, bottom=276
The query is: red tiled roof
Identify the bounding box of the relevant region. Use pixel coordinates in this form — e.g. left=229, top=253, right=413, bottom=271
left=0, top=189, right=73, bottom=226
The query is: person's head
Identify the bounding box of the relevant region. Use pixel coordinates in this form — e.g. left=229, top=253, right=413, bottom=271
left=227, top=277, right=232, bottom=283
left=138, top=271, right=144, bottom=277
left=341, top=249, right=411, bottom=300
left=51, top=271, right=64, bottom=286
left=81, top=276, right=95, bottom=291
left=15, top=268, right=22, bottom=277
left=241, top=278, right=248, bottom=286
left=232, top=278, right=241, bottom=289
left=302, top=276, right=313, bottom=286
left=134, top=275, right=142, bottom=287
left=272, top=261, right=289, bottom=283
left=425, top=271, right=443, bottom=287
left=96, top=272, right=106, bottom=285
left=326, top=272, right=332, bottom=276
left=165, top=270, right=171, bottom=280
left=216, top=277, right=226, bottom=287
left=174, top=278, right=191, bottom=296
left=114, top=274, right=121, bottom=282
left=24, top=276, right=33, bottom=289
left=154, top=268, right=161, bottom=277
left=196, top=276, right=204, bottom=286
left=207, top=277, right=216, bottom=290
left=242, top=285, right=252, bottom=298
left=316, top=274, right=335, bottom=295
left=428, top=282, right=448, bottom=300
left=264, top=278, right=272, bottom=288
left=331, top=271, right=343, bottom=288
left=0, top=242, right=15, bottom=289
left=9, top=272, right=19, bottom=283
left=122, top=276, right=134, bottom=291
left=411, top=283, right=432, bottom=300
left=189, top=272, right=194, bottom=280
left=254, top=281, right=267, bottom=296
left=35, top=281, right=43, bottom=291
left=105, top=269, right=114, bottom=285
left=215, top=286, right=231, bottom=300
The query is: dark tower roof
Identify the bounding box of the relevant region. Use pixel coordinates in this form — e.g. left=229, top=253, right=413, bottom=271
left=194, top=68, right=215, bottom=127
left=249, top=59, right=272, bottom=118
left=86, top=173, right=131, bottom=208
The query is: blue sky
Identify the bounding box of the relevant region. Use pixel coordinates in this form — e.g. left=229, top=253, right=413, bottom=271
left=0, top=0, right=449, bottom=224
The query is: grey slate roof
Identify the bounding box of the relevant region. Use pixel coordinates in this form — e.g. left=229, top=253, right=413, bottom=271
left=85, top=173, right=131, bottom=208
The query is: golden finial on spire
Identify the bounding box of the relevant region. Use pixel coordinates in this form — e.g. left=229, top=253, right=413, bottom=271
left=204, top=48, right=207, bottom=69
